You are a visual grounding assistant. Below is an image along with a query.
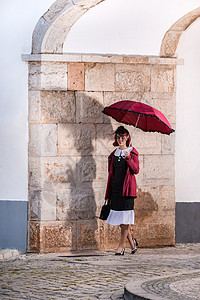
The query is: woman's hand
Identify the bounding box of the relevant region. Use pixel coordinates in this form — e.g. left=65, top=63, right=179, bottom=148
left=125, top=150, right=130, bottom=158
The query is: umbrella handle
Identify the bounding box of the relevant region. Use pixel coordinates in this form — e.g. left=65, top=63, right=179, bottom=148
left=129, top=114, right=140, bottom=147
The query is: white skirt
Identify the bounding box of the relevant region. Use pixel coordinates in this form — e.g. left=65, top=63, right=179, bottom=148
left=106, top=209, right=134, bottom=226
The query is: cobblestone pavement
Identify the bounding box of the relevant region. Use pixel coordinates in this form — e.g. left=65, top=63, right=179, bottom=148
left=0, top=244, right=200, bottom=299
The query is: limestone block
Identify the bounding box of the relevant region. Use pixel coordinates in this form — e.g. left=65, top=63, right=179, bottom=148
left=143, top=154, right=175, bottom=186
left=74, top=0, right=104, bottom=9
left=162, top=134, right=175, bottom=154
left=29, top=124, right=57, bottom=157
left=135, top=185, right=175, bottom=224
left=56, top=187, right=96, bottom=220
left=43, top=0, right=74, bottom=23
left=28, top=221, right=40, bottom=252
left=40, top=221, right=77, bottom=252
left=144, top=92, right=176, bottom=124
left=94, top=155, right=108, bottom=183
left=160, top=31, right=182, bottom=57
left=76, top=155, right=97, bottom=186
left=28, top=91, right=41, bottom=123
left=42, top=5, right=86, bottom=53
left=28, top=62, right=67, bottom=90
left=29, top=157, right=42, bottom=188
left=76, top=219, right=100, bottom=250
left=85, top=63, right=115, bottom=91
left=67, top=63, right=85, bottom=90
left=115, top=64, right=151, bottom=92
left=58, top=124, right=95, bottom=156
left=93, top=187, right=107, bottom=216
left=32, top=17, right=50, bottom=54
left=135, top=155, right=144, bottom=187
left=151, top=66, right=175, bottom=93
left=40, top=90, right=75, bottom=123
left=132, top=222, right=175, bottom=247
left=29, top=190, right=56, bottom=221
left=96, top=124, right=118, bottom=155
left=76, top=91, right=104, bottom=123
left=103, top=223, right=121, bottom=249
left=40, top=156, right=77, bottom=190
left=125, top=126, right=162, bottom=155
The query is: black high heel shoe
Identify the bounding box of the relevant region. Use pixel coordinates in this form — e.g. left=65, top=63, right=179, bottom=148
left=115, top=248, right=125, bottom=255
left=131, top=238, right=138, bottom=254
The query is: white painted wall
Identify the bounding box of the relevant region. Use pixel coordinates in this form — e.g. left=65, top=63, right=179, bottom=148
left=176, top=18, right=200, bottom=202
left=0, top=0, right=55, bottom=200
left=64, top=0, right=200, bottom=55
left=0, top=0, right=200, bottom=201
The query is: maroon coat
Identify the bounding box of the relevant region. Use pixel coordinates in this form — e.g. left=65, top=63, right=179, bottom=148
left=105, top=148, right=139, bottom=200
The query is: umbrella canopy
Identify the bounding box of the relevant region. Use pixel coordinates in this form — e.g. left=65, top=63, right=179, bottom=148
left=103, top=100, right=175, bottom=135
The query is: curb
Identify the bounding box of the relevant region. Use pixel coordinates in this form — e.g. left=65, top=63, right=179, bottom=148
left=0, top=249, right=21, bottom=260
left=124, top=270, right=200, bottom=300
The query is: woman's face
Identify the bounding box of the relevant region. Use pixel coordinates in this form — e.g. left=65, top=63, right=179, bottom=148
left=116, top=134, right=128, bottom=148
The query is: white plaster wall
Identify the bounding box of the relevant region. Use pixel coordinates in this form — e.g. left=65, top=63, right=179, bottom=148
left=176, top=18, right=200, bottom=203
left=0, top=0, right=200, bottom=201
left=64, top=0, right=200, bottom=55
left=0, top=0, right=55, bottom=200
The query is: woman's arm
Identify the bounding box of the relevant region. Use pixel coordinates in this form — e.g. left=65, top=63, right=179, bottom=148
left=125, top=152, right=139, bottom=174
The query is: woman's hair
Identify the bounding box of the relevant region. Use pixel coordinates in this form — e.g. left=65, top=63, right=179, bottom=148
left=113, top=126, right=131, bottom=147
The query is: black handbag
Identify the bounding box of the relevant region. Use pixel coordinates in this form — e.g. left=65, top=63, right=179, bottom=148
left=99, top=200, right=110, bottom=220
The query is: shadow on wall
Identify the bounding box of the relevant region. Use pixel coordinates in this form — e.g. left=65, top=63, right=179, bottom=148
left=42, top=92, right=113, bottom=251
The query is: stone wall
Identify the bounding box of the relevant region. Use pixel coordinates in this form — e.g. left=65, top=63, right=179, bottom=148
left=23, top=53, right=181, bottom=253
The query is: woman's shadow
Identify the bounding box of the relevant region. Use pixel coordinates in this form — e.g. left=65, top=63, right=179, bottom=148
left=64, top=92, right=113, bottom=251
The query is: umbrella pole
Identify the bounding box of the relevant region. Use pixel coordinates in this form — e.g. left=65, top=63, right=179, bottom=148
left=129, top=114, right=140, bottom=147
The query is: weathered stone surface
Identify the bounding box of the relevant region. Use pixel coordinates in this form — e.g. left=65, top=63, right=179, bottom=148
left=115, top=64, right=151, bottom=92
left=96, top=124, right=117, bottom=155
left=29, top=157, right=41, bottom=188
left=29, top=124, right=57, bottom=157
left=41, top=157, right=77, bottom=189
left=76, top=219, right=99, bottom=250
left=28, top=91, right=41, bottom=123
left=58, top=124, right=95, bottom=156
left=76, top=91, right=104, bottom=123
left=29, top=190, right=57, bottom=221
left=160, top=31, right=182, bottom=57
left=143, top=154, right=175, bottom=186
left=56, top=187, right=96, bottom=220
left=144, top=92, right=176, bottom=124
left=28, top=222, right=40, bottom=252
left=125, top=125, right=162, bottom=155
left=151, top=66, right=175, bottom=93
left=28, top=62, right=67, bottom=90
left=42, top=5, right=86, bottom=53
left=162, top=134, right=175, bottom=154
left=103, top=223, right=121, bottom=249
left=40, top=221, right=77, bottom=252
left=40, top=90, right=75, bottom=123
left=76, top=155, right=97, bottom=185
left=43, top=0, right=74, bottom=23
left=67, top=62, right=85, bottom=90
left=135, top=185, right=175, bottom=224
left=85, top=63, right=115, bottom=91
left=27, top=55, right=177, bottom=252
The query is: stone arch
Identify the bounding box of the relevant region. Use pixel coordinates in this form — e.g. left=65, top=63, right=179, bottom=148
left=160, top=6, right=200, bottom=57
left=32, top=0, right=105, bottom=54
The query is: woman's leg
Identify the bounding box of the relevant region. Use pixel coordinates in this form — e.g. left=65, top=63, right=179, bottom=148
left=116, top=224, right=129, bottom=252
left=127, top=227, right=135, bottom=249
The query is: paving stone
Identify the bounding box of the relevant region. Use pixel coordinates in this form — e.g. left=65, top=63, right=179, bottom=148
left=0, top=244, right=200, bottom=299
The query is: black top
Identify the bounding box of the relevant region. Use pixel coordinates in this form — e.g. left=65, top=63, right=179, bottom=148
left=110, top=156, right=134, bottom=211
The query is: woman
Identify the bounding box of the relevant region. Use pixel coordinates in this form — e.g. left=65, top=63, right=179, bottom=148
left=105, top=126, right=139, bottom=255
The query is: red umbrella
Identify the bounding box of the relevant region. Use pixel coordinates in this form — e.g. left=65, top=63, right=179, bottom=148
left=103, top=100, right=175, bottom=135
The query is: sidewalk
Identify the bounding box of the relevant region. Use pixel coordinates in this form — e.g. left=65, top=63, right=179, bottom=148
left=0, top=244, right=200, bottom=299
